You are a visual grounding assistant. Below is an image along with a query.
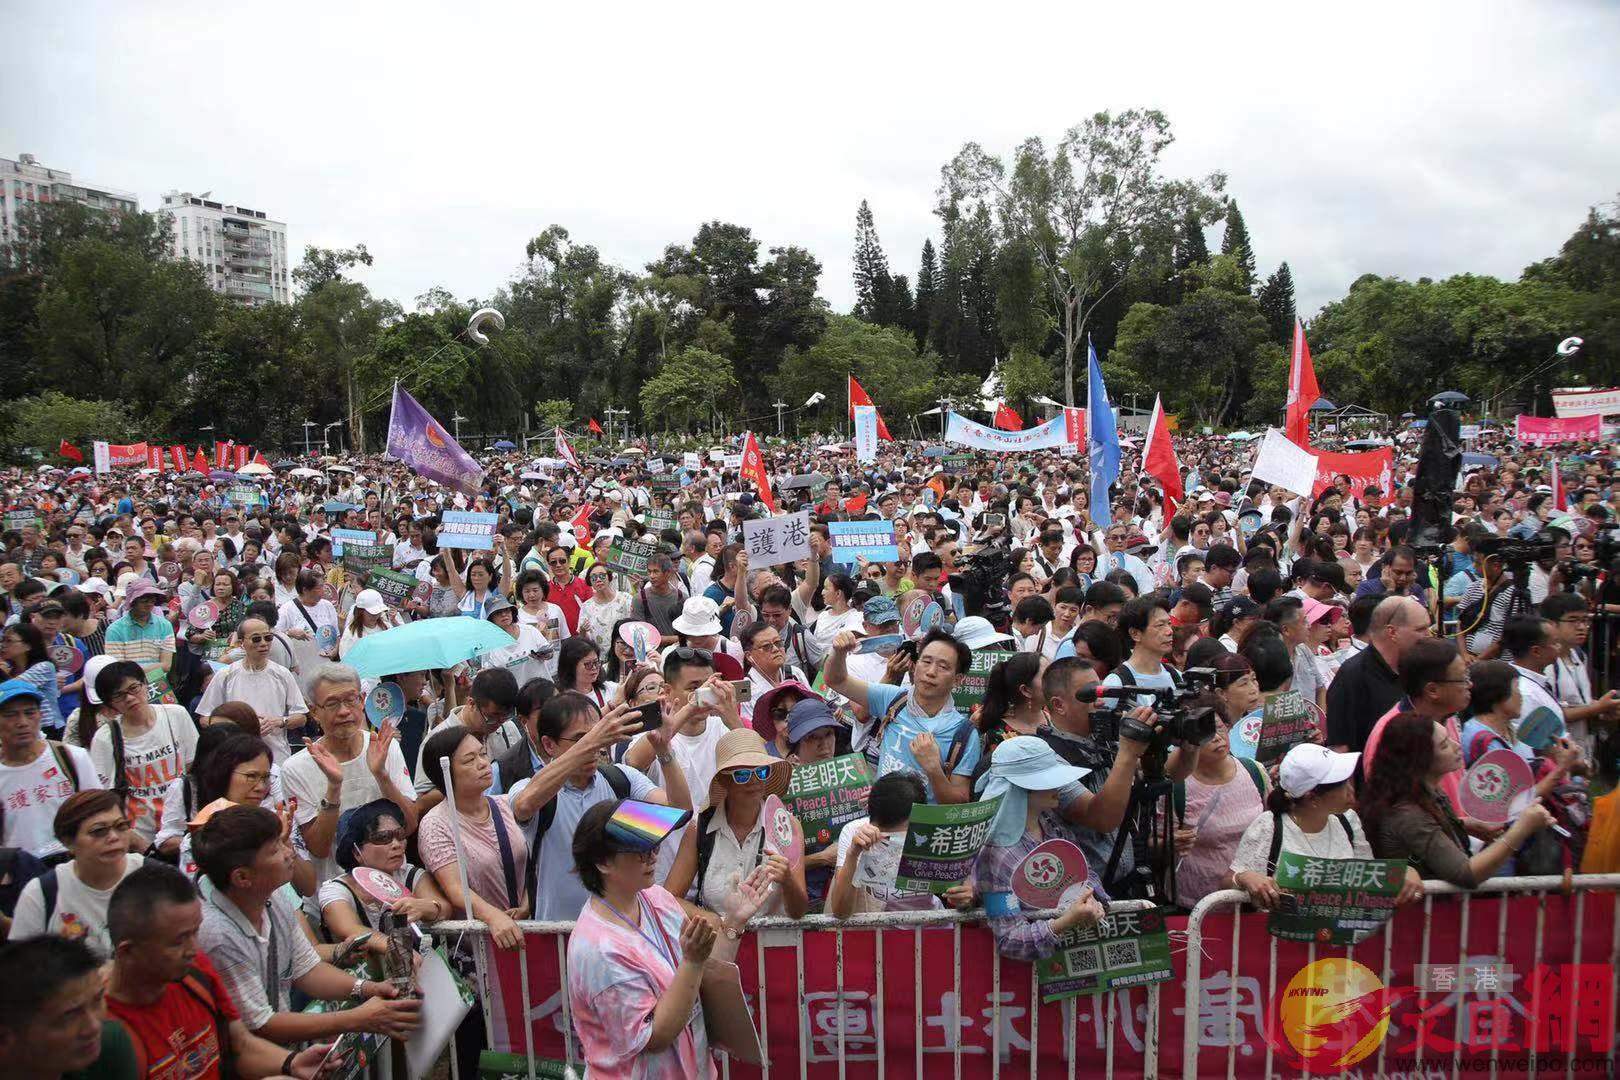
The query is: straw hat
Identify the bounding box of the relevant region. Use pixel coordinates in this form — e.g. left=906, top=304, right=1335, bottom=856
left=707, top=728, right=791, bottom=805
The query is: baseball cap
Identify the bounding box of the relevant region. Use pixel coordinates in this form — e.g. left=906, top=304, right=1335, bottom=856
left=1307, top=562, right=1350, bottom=594
left=1278, top=744, right=1360, bottom=798
left=354, top=589, right=388, bottom=616
left=0, top=679, right=45, bottom=710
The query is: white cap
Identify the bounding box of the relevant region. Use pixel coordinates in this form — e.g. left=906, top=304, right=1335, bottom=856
left=953, top=615, right=1013, bottom=650
left=83, top=655, right=118, bottom=705
left=1278, top=744, right=1361, bottom=798
left=79, top=577, right=113, bottom=600
left=354, top=589, right=388, bottom=616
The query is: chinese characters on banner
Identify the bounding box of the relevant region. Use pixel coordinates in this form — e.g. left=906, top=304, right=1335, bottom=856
left=894, top=796, right=1002, bottom=895
left=1269, top=852, right=1404, bottom=945
left=1515, top=413, right=1602, bottom=445
left=437, top=511, right=499, bottom=550
left=741, top=510, right=811, bottom=569
left=1311, top=446, right=1394, bottom=498
left=853, top=404, right=879, bottom=464
left=827, top=520, right=899, bottom=565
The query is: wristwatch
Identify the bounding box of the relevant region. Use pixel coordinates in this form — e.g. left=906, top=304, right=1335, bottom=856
left=351, top=976, right=365, bottom=999
left=320, top=797, right=341, bottom=813
left=722, top=923, right=743, bottom=941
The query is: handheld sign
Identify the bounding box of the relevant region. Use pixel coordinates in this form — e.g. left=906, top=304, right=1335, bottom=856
left=48, top=643, right=83, bottom=674
left=761, top=794, right=803, bottom=867
left=1459, top=748, right=1536, bottom=824
left=365, top=683, right=407, bottom=728
left=1515, top=706, right=1564, bottom=752
left=854, top=634, right=904, bottom=656
left=352, top=867, right=408, bottom=906
left=1012, top=838, right=1090, bottom=912
left=158, top=561, right=182, bottom=584
left=618, top=621, right=661, bottom=663
left=899, top=591, right=931, bottom=637
left=187, top=600, right=220, bottom=630
left=316, top=624, right=340, bottom=652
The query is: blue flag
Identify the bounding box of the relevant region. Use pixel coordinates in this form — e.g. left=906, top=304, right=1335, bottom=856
left=1087, top=339, right=1120, bottom=527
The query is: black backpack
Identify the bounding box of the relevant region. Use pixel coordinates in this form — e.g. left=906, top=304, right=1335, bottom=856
left=1265, top=809, right=1356, bottom=875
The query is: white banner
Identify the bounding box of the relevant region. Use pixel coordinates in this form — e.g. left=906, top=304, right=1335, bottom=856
left=1552, top=387, right=1620, bottom=419
left=1251, top=428, right=1319, bottom=498
left=93, top=441, right=110, bottom=475
left=943, top=410, right=1071, bottom=452
left=854, top=405, right=879, bottom=464
left=741, top=510, right=811, bottom=568
left=683, top=452, right=702, bottom=471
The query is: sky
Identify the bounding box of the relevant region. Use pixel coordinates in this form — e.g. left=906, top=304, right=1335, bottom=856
left=4, top=2, right=1618, bottom=325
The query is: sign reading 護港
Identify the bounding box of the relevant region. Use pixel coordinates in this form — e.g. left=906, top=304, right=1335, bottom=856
left=828, top=520, right=898, bottom=565
left=438, top=511, right=499, bottom=550
left=741, top=510, right=811, bottom=569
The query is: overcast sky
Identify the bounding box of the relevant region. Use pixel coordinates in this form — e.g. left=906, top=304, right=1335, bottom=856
left=4, top=2, right=1617, bottom=325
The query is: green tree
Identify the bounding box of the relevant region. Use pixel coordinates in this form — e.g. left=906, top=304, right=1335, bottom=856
left=913, top=239, right=939, bottom=352
left=771, top=314, right=947, bottom=420
left=852, top=199, right=892, bottom=322
left=534, top=399, right=574, bottom=429
left=640, top=347, right=739, bottom=432
left=940, top=109, right=1225, bottom=404
left=996, top=347, right=1056, bottom=417
left=1220, top=201, right=1256, bottom=291
left=1256, top=262, right=1296, bottom=346
left=0, top=391, right=135, bottom=456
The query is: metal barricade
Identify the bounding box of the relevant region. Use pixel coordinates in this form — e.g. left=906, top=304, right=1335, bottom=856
left=1179, top=873, right=1620, bottom=1080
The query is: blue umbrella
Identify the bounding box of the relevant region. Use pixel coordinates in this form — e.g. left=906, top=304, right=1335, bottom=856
left=492, top=440, right=516, bottom=450
left=323, top=500, right=362, bottom=513
left=343, top=618, right=515, bottom=678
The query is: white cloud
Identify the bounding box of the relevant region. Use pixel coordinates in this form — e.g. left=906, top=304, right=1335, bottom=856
left=2, top=1, right=1616, bottom=323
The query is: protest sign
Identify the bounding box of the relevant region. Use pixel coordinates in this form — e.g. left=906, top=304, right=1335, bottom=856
left=828, top=520, right=899, bottom=565
left=340, top=540, right=391, bottom=574
left=854, top=404, right=879, bottom=464
left=605, top=537, right=660, bottom=577
left=741, top=510, right=811, bottom=569
left=366, top=568, right=429, bottom=609
left=3, top=509, right=42, bottom=532
left=785, top=754, right=873, bottom=851
left=1253, top=690, right=1323, bottom=764
left=1035, top=906, right=1174, bottom=1003
left=331, top=527, right=374, bottom=557
left=944, top=410, right=1072, bottom=452
left=723, top=453, right=743, bottom=469
left=1460, top=424, right=1481, bottom=440
left=644, top=508, right=676, bottom=533
left=92, top=441, right=148, bottom=474
left=683, top=451, right=702, bottom=471
left=1515, top=413, right=1601, bottom=445
left=1312, top=446, right=1394, bottom=499
left=1552, top=386, right=1620, bottom=419
left=894, top=796, right=1002, bottom=895
left=943, top=453, right=976, bottom=472
left=438, top=511, right=498, bottom=550
left=1269, top=852, right=1405, bottom=945
left=1459, top=748, right=1536, bottom=823
left=953, top=648, right=1014, bottom=710
left=224, top=484, right=267, bottom=509
left=1251, top=428, right=1319, bottom=497
left=647, top=457, right=666, bottom=475
left=649, top=473, right=680, bottom=492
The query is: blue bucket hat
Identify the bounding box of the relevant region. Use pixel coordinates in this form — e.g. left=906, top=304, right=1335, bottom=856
left=785, top=697, right=842, bottom=745
left=974, top=736, right=1091, bottom=847
left=862, top=595, right=900, bottom=626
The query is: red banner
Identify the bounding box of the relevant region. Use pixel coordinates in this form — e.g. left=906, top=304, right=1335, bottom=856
left=486, top=891, right=1616, bottom=1077
left=1062, top=407, right=1086, bottom=450
left=170, top=445, right=188, bottom=472
left=232, top=444, right=251, bottom=469
left=1313, top=446, right=1394, bottom=498
left=1516, top=414, right=1601, bottom=446
left=107, top=442, right=148, bottom=469
left=214, top=441, right=231, bottom=468
left=145, top=445, right=164, bottom=471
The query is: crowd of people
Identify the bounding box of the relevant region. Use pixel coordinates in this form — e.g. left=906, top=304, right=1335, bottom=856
left=1, top=418, right=1617, bottom=1078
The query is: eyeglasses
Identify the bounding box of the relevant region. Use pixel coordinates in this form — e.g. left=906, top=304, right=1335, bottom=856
left=729, top=765, right=773, bottom=785
left=84, top=820, right=131, bottom=840
left=234, top=769, right=272, bottom=785
left=110, top=684, right=146, bottom=703
left=364, top=828, right=407, bottom=846
left=245, top=634, right=273, bottom=644
left=671, top=647, right=713, bottom=663
left=316, top=693, right=363, bottom=712
left=752, top=639, right=784, bottom=653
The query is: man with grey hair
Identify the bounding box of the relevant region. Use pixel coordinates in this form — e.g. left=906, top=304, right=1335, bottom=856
left=280, top=662, right=416, bottom=884
left=682, top=530, right=716, bottom=597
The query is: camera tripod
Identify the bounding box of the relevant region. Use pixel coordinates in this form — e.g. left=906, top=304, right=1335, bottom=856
left=1101, top=751, right=1179, bottom=907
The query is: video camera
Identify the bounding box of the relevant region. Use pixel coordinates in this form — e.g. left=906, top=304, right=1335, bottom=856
left=949, top=545, right=1016, bottom=623
left=1478, top=532, right=1560, bottom=581
left=1079, top=666, right=1220, bottom=756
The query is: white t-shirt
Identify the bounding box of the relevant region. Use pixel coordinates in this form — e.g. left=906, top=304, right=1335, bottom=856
left=282, top=733, right=414, bottom=885
left=90, top=706, right=200, bottom=846
left=1230, top=809, right=1373, bottom=877
left=810, top=608, right=865, bottom=664
left=480, top=624, right=551, bottom=686
left=194, top=661, right=308, bottom=765
left=276, top=598, right=342, bottom=689
left=11, top=854, right=145, bottom=956
left=834, top=816, right=939, bottom=912
left=0, top=741, right=103, bottom=858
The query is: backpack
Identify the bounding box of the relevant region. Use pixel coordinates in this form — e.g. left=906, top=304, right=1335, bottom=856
left=0, top=846, right=49, bottom=918
left=1172, top=757, right=1269, bottom=820
left=864, top=691, right=975, bottom=779
left=1455, top=582, right=1495, bottom=638
left=1265, top=809, right=1356, bottom=876
left=527, top=765, right=631, bottom=901
left=115, top=965, right=236, bottom=1080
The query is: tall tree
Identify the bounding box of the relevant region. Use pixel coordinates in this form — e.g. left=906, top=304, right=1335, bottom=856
left=1256, top=262, right=1297, bottom=346
left=294, top=244, right=386, bottom=451
left=940, top=110, right=1225, bottom=404
left=1174, top=205, right=1209, bottom=272
left=1221, top=202, right=1256, bottom=291
left=913, top=239, right=939, bottom=353
left=852, top=200, right=892, bottom=322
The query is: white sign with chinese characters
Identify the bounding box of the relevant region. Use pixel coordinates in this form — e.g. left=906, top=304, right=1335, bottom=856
left=741, top=509, right=812, bottom=569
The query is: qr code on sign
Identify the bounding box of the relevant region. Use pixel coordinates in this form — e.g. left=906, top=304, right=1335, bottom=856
left=1069, top=945, right=1102, bottom=975
left=1103, top=939, right=1140, bottom=968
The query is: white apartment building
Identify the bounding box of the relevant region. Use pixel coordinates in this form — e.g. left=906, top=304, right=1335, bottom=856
left=159, top=190, right=290, bottom=306
left=1, top=152, right=139, bottom=257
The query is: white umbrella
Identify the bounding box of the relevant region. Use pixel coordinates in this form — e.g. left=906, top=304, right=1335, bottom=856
left=327, top=465, right=354, bottom=474
left=290, top=467, right=324, bottom=479
left=237, top=462, right=272, bottom=476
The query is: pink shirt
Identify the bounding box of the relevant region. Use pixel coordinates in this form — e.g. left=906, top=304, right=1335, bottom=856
left=418, top=796, right=528, bottom=911
left=1362, top=705, right=1463, bottom=808
left=566, top=884, right=713, bottom=1079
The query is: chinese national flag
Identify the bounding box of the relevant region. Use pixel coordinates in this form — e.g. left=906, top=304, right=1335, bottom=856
left=993, top=402, right=1024, bottom=431
left=170, top=445, right=188, bottom=471
left=1142, top=393, right=1184, bottom=518
left=1285, top=319, right=1321, bottom=448
left=847, top=376, right=893, bottom=441
left=191, top=448, right=208, bottom=473
left=57, top=440, right=84, bottom=463
left=250, top=450, right=268, bottom=467
left=739, top=431, right=777, bottom=513
left=588, top=418, right=603, bottom=436
left=569, top=503, right=593, bottom=546
left=843, top=494, right=868, bottom=515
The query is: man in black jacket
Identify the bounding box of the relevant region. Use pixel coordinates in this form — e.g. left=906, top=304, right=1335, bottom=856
left=1325, top=596, right=1430, bottom=753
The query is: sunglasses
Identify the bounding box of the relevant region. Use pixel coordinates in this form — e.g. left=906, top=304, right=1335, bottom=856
left=671, top=646, right=713, bottom=663
left=246, top=634, right=273, bottom=644
left=363, top=828, right=407, bottom=846
left=85, top=820, right=132, bottom=840
left=729, top=765, right=773, bottom=785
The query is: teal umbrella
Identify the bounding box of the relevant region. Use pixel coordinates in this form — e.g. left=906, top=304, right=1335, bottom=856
left=343, top=617, right=513, bottom=678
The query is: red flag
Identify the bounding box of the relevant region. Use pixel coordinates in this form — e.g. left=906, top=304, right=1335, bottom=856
left=843, top=494, right=869, bottom=515
left=554, top=427, right=581, bottom=471
left=1142, top=394, right=1184, bottom=518
left=147, top=445, right=164, bottom=472
left=588, top=418, right=603, bottom=436
left=569, top=503, right=594, bottom=547
left=251, top=450, right=268, bottom=467
left=848, top=376, right=893, bottom=441
left=993, top=402, right=1024, bottom=431
left=170, top=445, right=187, bottom=472
left=1285, top=319, right=1321, bottom=447
left=739, top=431, right=777, bottom=512
left=57, top=440, right=84, bottom=463
left=214, top=441, right=230, bottom=468
left=192, top=448, right=208, bottom=473
left=233, top=444, right=250, bottom=470
left=1552, top=458, right=1568, bottom=512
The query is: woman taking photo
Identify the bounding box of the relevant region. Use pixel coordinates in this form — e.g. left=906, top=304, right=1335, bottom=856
left=11, top=790, right=143, bottom=954
left=1362, top=712, right=1556, bottom=888
left=320, top=798, right=450, bottom=944
left=568, top=799, right=773, bottom=1079
left=1230, top=743, right=1424, bottom=908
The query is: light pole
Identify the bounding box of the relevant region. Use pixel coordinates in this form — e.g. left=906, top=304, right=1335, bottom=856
left=452, top=414, right=467, bottom=443
left=605, top=407, right=629, bottom=444
left=324, top=421, right=342, bottom=454
left=301, top=420, right=316, bottom=457
left=773, top=401, right=787, bottom=436
left=936, top=397, right=951, bottom=439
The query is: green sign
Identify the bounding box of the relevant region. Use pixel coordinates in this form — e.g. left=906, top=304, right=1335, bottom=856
left=894, top=795, right=1002, bottom=895
left=224, top=484, right=266, bottom=509
left=645, top=508, right=676, bottom=533
left=3, top=509, right=42, bottom=532
left=953, top=648, right=1015, bottom=710
left=478, top=1053, right=578, bottom=1080
left=606, top=537, right=661, bottom=577
left=1036, top=906, right=1175, bottom=1002
left=366, top=567, right=428, bottom=608
left=943, top=453, right=975, bottom=471
left=786, top=753, right=874, bottom=851
left=649, top=473, right=680, bottom=492
left=340, top=542, right=391, bottom=575
left=1268, top=852, right=1406, bottom=945
left=1255, top=689, right=1322, bottom=764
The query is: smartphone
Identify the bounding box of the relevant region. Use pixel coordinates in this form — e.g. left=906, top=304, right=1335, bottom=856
left=983, top=512, right=1006, bottom=528
left=729, top=679, right=752, bottom=704
left=634, top=700, right=662, bottom=734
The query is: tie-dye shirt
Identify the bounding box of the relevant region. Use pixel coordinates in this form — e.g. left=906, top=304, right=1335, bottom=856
left=566, top=884, right=713, bottom=1079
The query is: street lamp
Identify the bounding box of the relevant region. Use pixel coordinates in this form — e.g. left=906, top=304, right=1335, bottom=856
left=772, top=401, right=787, bottom=437
left=936, top=397, right=951, bottom=438
left=324, top=421, right=343, bottom=454
left=451, top=414, right=467, bottom=443
left=301, top=420, right=316, bottom=457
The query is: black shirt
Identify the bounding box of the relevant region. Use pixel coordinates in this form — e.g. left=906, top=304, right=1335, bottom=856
left=1324, top=644, right=1403, bottom=753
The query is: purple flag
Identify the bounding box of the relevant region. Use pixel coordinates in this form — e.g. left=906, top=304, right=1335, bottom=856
left=385, top=384, right=485, bottom=495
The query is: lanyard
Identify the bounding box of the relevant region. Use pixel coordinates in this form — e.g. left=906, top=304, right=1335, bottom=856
left=597, top=894, right=679, bottom=973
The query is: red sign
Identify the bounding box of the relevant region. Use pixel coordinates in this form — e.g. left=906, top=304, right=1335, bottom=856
left=1313, top=446, right=1394, bottom=498
left=486, top=891, right=1616, bottom=1077
left=1062, top=407, right=1087, bottom=450
left=1516, top=414, right=1601, bottom=446
left=106, top=442, right=149, bottom=469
